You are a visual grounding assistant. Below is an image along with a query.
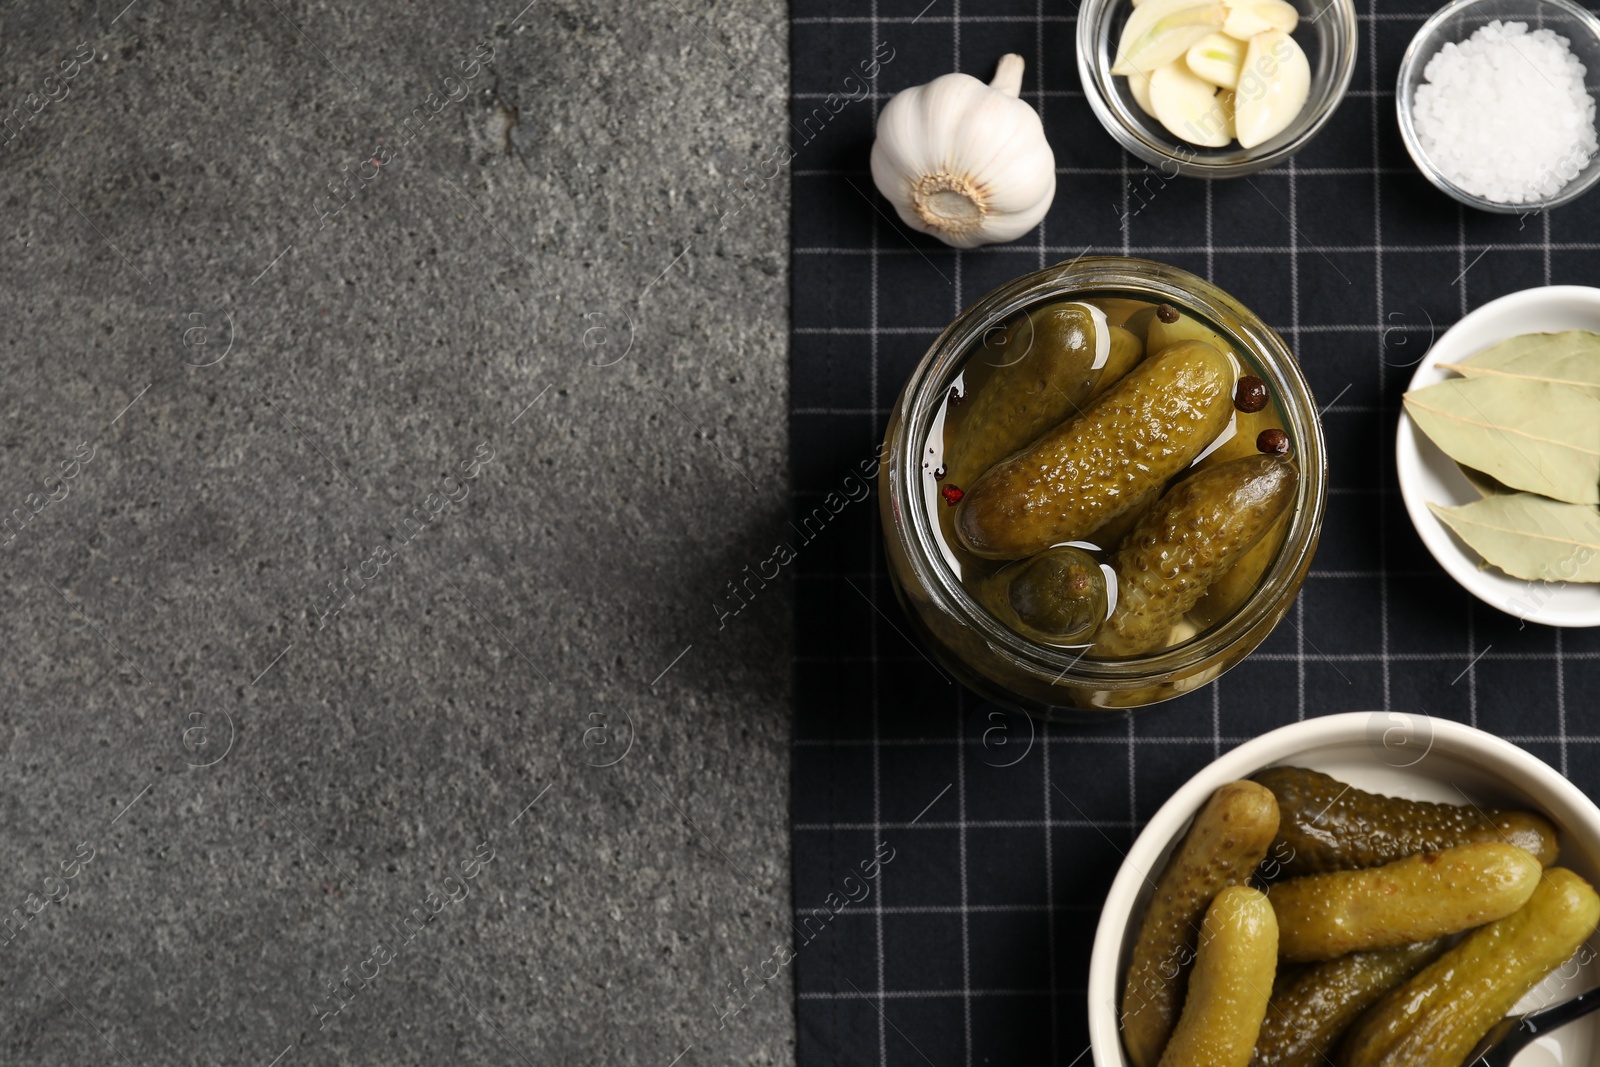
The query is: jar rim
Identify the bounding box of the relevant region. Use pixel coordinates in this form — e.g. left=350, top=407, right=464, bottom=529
left=886, top=256, right=1329, bottom=690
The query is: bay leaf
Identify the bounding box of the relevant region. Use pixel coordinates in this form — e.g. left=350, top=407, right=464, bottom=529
left=1438, top=329, right=1600, bottom=395
left=1428, top=493, right=1600, bottom=583
left=1460, top=466, right=1511, bottom=499
left=1403, top=376, right=1600, bottom=505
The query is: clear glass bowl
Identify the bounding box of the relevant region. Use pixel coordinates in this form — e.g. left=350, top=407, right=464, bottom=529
left=1076, top=0, right=1359, bottom=177
left=1396, top=0, right=1600, bottom=213
left=877, top=257, right=1327, bottom=714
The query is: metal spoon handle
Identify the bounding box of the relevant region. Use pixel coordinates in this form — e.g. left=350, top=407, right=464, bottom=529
left=1514, top=986, right=1600, bottom=1036
left=1477, top=987, right=1600, bottom=1067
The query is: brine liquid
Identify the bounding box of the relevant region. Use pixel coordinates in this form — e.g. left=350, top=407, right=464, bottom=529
left=919, top=292, right=1293, bottom=658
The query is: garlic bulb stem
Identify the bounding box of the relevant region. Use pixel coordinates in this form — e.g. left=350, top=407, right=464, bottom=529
left=990, top=53, right=1025, bottom=98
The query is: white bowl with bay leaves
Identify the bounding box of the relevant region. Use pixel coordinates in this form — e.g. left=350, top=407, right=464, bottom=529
left=1397, top=284, right=1600, bottom=626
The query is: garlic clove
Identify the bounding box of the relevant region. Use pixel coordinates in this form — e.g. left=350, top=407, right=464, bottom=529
left=1112, top=0, right=1230, bottom=76
left=1149, top=62, right=1233, bottom=147
left=1216, top=88, right=1238, bottom=139
left=1233, top=29, right=1310, bottom=148
left=1127, top=69, right=1158, bottom=117
left=1185, top=32, right=1247, bottom=89
left=1222, top=0, right=1299, bottom=40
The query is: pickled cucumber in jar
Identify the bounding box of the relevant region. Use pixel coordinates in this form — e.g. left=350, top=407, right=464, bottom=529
left=974, top=546, right=1111, bottom=647
left=925, top=292, right=1298, bottom=659
left=940, top=301, right=1105, bottom=489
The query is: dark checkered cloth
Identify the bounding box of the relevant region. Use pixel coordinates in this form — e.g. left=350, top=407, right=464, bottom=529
left=788, top=1, right=1600, bottom=1064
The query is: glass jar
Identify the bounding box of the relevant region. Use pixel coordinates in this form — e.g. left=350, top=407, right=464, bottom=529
left=878, top=257, right=1327, bottom=713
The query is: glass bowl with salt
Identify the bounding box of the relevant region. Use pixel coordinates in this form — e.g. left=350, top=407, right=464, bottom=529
left=1398, top=0, right=1600, bottom=212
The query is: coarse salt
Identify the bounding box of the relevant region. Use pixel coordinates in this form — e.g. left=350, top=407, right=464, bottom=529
left=1412, top=19, right=1598, bottom=204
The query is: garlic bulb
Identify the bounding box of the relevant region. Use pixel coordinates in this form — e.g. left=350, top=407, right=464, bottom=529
left=870, top=55, right=1056, bottom=249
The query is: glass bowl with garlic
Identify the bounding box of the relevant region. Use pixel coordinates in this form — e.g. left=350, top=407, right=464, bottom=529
left=1077, top=0, right=1358, bottom=176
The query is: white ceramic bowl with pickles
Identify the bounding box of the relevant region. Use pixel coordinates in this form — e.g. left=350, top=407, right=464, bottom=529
left=1397, top=284, right=1600, bottom=628
left=1086, top=712, right=1600, bottom=1067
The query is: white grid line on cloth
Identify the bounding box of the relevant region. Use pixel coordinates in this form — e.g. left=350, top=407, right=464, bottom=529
left=1296, top=539, right=1307, bottom=722
left=1119, top=144, right=1130, bottom=256
left=795, top=903, right=1100, bottom=914
left=1281, top=145, right=1304, bottom=729
left=1468, top=605, right=1478, bottom=727
left=950, top=10, right=976, bottom=1063
left=1545, top=196, right=1555, bottom=285
left=1204, top=160, right=1215, bottom=281
left=1559, top=630, right=1570, bottom=775
left=1454, top=177, right=1474, bottom=735
left=792, top=324, right=1433, bottom=333
left=956, top=629, right=976, bottom=1067
left=794, top=408, right=1384, bottom=417
left=1126, top=713, right=1137, bottom=855
left=1208, top=151, right=1225, bottom=759
left=792, top=9, right=1434, bottom=21
left=800, top=989, right=1063, bottom=999
left=794, top=243, right=1600, bottom=253
left=1211, top=676, right=1222, bottom=760
left=791, top=566, right=1423, bottom=577
left=794, top=735, right=1600, bottom=747
left=1371, top=0, right=1392, bottom=713
left=797, top=166, right=1420, bottom=176
left=797, top=651, right=1600, bottom=662
left=794, top=12, right=1076, bottom=21
left=791, top=89, right=1404, bottom=100
left=1033, top=0, right=1061, bottom=1054
left=799, top=819, right=1135, bottom=830
left=868, top=5, right=886, bottom=1065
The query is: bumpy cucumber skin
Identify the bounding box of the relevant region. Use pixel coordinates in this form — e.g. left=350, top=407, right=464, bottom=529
left=1254, top=765, right=1561, bottom=876
left=1337, top=868, right=1600, bottom=1067
left=1270, top=842, right=1542, bottom=962
left=956, top=341, right=1233, bottom=560
left=943, top=302, right=1106, bottom=488
left=977, top=546, right=1107, bottom=645
left=1191, top=511, right=1287, bottom=630
left=1249, top=940, right=1445, bottom=1067
left=1155, top=886, right=1278, bottom=1067
left=1121, top=781, right=1280, bottom=1067
left=1093, top=454, right=1297, bottom=657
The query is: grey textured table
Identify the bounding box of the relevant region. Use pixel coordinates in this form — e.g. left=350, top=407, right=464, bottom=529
left=0, top=2, right=792, bottom=1064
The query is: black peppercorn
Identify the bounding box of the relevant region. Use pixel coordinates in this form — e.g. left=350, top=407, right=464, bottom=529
left=1257, top=428, right=1291, bottom=456
left=1156, top=303, right=1180, bottom=324
left=1235, top=375, right=1268, bottom=413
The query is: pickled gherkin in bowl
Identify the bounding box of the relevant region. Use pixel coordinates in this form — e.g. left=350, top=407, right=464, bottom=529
left=880, top=257, right=1325, bottom=712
